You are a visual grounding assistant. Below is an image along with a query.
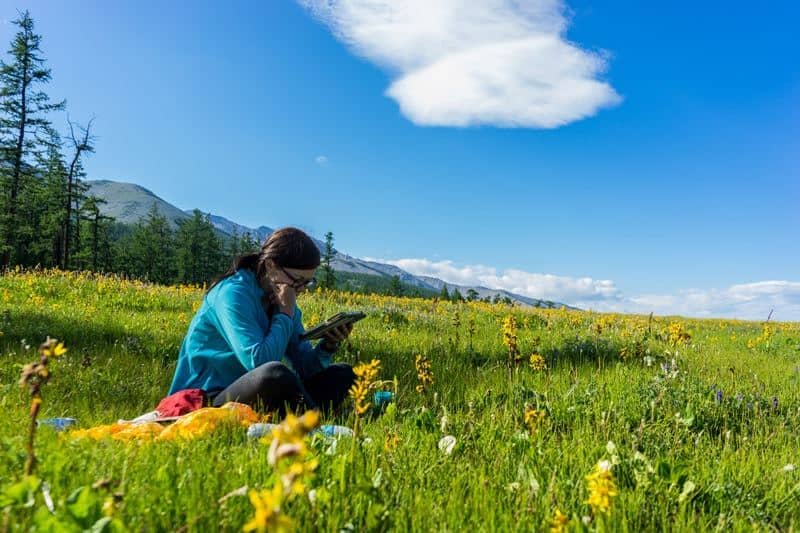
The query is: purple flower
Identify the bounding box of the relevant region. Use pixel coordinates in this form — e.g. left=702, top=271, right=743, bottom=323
left=715, top=389, right=724, bottom=403
left=772, top=396, right=779, bottom=409
left=735, top=393, right=743, bottom=403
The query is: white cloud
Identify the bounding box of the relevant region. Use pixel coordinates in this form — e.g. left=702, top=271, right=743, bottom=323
left=315, top=155, right=329, bottom=165
left=299, top=0, right=621, bottom=128
left=615, top=282, right=800, bottom=321
left=369, top=256, right=800, bottom=321
left=366, top=257, right=621, bottom=303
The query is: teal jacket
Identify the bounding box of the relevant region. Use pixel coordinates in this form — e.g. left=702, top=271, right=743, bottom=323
left=168, top=269, right=333, bottom=395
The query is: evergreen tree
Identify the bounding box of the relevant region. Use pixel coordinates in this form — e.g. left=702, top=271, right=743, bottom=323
left=38, top=132, right=68, bottom=267
left=388, top=274, right=403, bottom=296
left=128, top=203, right=175, bottom=283
left=175, top=209, right=222, bottom=285
left=227, top=228, right=240, bottom=259
left=439, top=284, right=450, bottom=301
left=452, top=287, right=464, bottom=302
left=319, top=231, right=336, bottom=290
left=238, top=231, right=258, bottom=254
left=466, top=288, right=479, bottom=301
left=0, top=11, right=65, bottom=267
left=75, top=196, right=113, bottom=271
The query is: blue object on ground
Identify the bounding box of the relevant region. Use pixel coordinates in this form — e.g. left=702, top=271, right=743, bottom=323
left=247, top=422, right=354, bottom=439
left=373, top=390, right=394, bottom=408
left=316, top=425, right=354, bottom=437
left=38, top=418, right=77, bottom=431
left=246, top=423, right=279, bottom=439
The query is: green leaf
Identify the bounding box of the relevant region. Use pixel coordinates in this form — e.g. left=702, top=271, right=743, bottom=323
left=33, top=506, right=82, bottom=533
left=66, top=486, right=102, bottom=527
left=90, top=516, right=113, bottom=533
left=365, top=502, right=388, bottom=530
left=0, top=475, right=41, bottom=508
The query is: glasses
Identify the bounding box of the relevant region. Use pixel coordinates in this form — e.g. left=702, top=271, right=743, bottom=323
left=280, top=266, right=317, bottom=290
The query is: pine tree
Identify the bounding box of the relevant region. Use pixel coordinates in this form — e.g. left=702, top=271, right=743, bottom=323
left=38, top=132, right=68, bottom=267
left=175, top=210, right=222, bottom=285
left=75, top=196, right=113, bottom=271
left=319, top=231, right=336, bottom=290
left=238, top=231, right=258, bottom=254
left=388, top=275, right=403, bottom=296
left=0, top=11, right=65, bottom=267
left=128, top=203, right=175, bottom=283
left=227, top=228, right=240, bottom=259
left=452, top=287, right=464, bottom=302
left=439, top=284, right=450, bottom=301
left=466, top=288, right=479, bottom=301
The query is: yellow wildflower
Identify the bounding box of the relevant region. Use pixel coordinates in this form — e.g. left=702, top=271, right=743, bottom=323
left=242, top=485, right=293, bottom=533
left=349, top=359, right=381, bottom=416
left=585, top=460, right=618, bottom=515
left=39, top=337, right=67, bottom=358
left=549, top=508, right=569, bottom=533
left=502, top=315, right=521, bottom=364
left=384, top=432, right=401, bottom=452
left=667, top=322, right=691, bottom=346
left=523, top=406, right=546, bottom=434
left=529, top=353, right=547, bottom=371
left=265, top=410, right=320, bottom=466
left=415, top=354, right=434, bottom=394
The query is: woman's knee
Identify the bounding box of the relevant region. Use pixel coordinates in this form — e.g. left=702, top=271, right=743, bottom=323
left=253, top=362, right=299, bottom=390
left=259, top=361, right=292, bottom=378
left=332, top=363, right=356, bottom=386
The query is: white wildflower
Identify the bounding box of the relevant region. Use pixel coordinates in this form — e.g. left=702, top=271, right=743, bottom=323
left=438, top=435, right=457, bottom=455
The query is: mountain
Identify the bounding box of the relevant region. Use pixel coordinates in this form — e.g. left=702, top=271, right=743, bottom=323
left=85, top=179, right=570, bottom=308
left=87, top=180, right=191, bottom=227
left=185, top=211, right=273, bottom=244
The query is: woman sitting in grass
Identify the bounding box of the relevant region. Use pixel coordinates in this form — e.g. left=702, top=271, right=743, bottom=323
left=168, top=227, right=355, bottom=413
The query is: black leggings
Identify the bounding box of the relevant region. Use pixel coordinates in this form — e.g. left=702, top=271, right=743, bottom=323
left=211, top=362, right=356, bottom=414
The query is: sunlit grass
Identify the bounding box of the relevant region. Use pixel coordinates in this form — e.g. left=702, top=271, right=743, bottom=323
left=1, top=269, right=799, bottom=531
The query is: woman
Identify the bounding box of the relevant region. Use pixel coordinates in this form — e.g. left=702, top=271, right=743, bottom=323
left=168, top=227, right=356, bottom=413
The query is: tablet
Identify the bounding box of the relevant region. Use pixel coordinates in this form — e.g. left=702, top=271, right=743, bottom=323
left=301, top=311, right=366, bottom=341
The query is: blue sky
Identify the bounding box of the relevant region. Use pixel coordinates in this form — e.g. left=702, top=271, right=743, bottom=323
left=2, top=1, right=798, bottom=319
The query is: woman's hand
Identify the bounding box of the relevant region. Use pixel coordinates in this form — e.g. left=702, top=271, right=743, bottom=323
left=321, top=323, right=353, bottom=352
left=273, top=283, right=297, bottom=317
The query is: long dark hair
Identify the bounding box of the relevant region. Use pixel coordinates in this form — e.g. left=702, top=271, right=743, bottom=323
left=210, top=227, right=320, bottom=315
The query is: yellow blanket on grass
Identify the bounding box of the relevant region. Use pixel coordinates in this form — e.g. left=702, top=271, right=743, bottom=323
left=70, top=402, right=264, bottom=442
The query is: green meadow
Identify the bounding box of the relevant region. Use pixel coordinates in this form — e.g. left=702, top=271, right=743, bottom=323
left=1, top=270, right=799, bottom=531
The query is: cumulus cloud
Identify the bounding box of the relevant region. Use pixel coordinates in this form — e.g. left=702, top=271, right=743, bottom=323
left=369, top=257, right=800, bottom=321
left=315, top=155, right=329, bottom=165
left=299, top=0, right=621, bottom=128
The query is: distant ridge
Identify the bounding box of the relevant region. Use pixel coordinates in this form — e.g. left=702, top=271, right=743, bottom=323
left=87, top=180, right=190, bottom=227
left=85, top=179, right=572, bottom=308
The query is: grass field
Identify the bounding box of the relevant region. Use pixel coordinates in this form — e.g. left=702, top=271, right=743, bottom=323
left=2, top=269, right=799, bottom=532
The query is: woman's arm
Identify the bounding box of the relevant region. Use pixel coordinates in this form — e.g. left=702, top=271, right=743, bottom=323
left=285, top=309, right=333, bottom=378
left=212, top=281, right=294, bottom=371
